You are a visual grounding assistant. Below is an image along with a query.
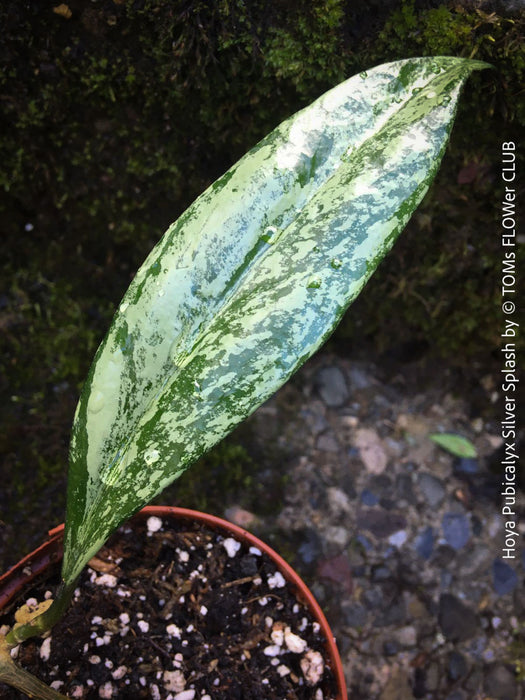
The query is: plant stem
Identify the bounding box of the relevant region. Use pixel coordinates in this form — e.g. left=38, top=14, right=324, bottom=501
left=0, top=638, right=69, bottom=699
left=4, top=581, right=76, bottom=648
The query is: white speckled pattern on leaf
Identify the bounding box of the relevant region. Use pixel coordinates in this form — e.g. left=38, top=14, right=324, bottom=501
left=62, top=57, right=489, bottom=583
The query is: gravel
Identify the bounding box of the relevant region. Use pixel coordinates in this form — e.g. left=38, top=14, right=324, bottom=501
left=239, top=354, right=524, bottom=699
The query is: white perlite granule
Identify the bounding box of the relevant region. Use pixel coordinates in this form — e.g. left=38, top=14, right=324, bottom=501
left=137, top=620, right=150, bottom=633
left=111, top=666, right=128, bottom=680
left=166, top=623, right=182, bottom=638
left=98, top=681, right=114, bottom=698
left=174, top=690, right=195, bottom=700
left=39, top=637, right=52, bottom=661
left=263, top=644, right=281, bottom=657
left=222, top=537, right=241, bottom=557
left=163, top=670, right=186, bottom=693
left=94, top=573, right=118, bottom=588
left=267, top=571, right=286, bottom=589
left=300, top=650, right=324, bottom=686
left=147, top=516, right=163, bottom=533
left=284, top=627, right=308, bottom=653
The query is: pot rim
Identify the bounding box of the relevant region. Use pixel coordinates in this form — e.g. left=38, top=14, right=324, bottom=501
left=0, top=505, right=348, bottom=699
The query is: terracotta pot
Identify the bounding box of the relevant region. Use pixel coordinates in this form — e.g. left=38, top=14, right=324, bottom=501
left=0, top=506, right=348, bottom=699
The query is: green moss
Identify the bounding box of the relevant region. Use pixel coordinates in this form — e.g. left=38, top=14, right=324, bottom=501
left=0, top=0, right=523, bottom=562
left=155, top=431, right=288, bottom=517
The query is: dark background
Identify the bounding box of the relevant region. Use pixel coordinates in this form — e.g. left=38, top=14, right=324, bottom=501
left=0, top=0, right=523, bottom=569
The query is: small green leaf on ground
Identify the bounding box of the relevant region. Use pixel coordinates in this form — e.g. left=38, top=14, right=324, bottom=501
left=429, top=433, right=477, bottom=458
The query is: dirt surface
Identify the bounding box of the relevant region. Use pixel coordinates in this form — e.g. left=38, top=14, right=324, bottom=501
left=0, top=515, right=339, bottom=699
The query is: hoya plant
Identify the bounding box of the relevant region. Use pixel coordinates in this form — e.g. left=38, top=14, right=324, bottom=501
left=0, top=56, right=488, bottom=698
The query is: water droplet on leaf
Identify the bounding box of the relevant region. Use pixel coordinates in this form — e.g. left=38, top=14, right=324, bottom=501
left=330, top=258, right=343, bottom=270
left=261, top=226, right=278, bottom=244
left=193, top=380, right=203, bottom=400
left=144, top=448, right=160, bottom=465
left=307, top=276, right=322, bottom=289
left=119, top=302, right=129, bottom=313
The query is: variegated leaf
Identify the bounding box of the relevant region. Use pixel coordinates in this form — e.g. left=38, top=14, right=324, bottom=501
left=63, top=56, right=488, bottom=583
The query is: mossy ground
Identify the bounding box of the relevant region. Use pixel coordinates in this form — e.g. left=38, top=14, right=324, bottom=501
left=0, top=0, right=523, bottom=565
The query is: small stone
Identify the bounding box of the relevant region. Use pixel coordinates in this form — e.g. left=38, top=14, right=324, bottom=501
left=376, top=598, right=407, bottom=628
left=300, top=403, right=329, bottom=435
left=355, top=428, right=388, bottom=474
left=483, top=663, right=517, bottom=700
left=348, top=365, right=372, bottom=389
left=459, top=543, right=492, bottom=575
left=394, top=625, right=417, bottom=647
left=297, top=529, right=323, bottom=565
left=314, top=366, right=349, bottom=407
left=445, top=692, right=466, bottom=700
left=383, top=640, right=399, bottom=656
left=442, top=512, right=470, bottom=550
left=414, top=526, right=434, bottom=560
left=471, top=514, right=483, bottom=536
left=357, top=509, right=406, bottom=538
left=448, top=651, right=468, bottom=681
left=326, top=487, right=352, bottom=516
left=431, top=544, right=456, bottom=567
left=317, top=554, right=353, bottom=593
left=388, top=530, right=408, bottom=548
left=438, top=594, right=479, bottom=641
left=324, top=525, right=351, bottom=549
left=492, top=559, right=518, bottom=595
left=453, top=457, right=479, bottom=476
left=424, top=662, right=440, bottom=692
left=378, top=668, right=413, bottom=700
left=417, top=472, right=446, bottom=508
left=224, top=505, right=258, bottom=529
left=371, top=565, right=391, bottom=582
left=342, top=602, right=367, bottom=628
left=316, top=432, right=340, bottom=452
left=360, top=489, right=379, bottom=506
left=355, top=533, right=373, bottom=551
left=396, top=474, right=415, bottom=503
